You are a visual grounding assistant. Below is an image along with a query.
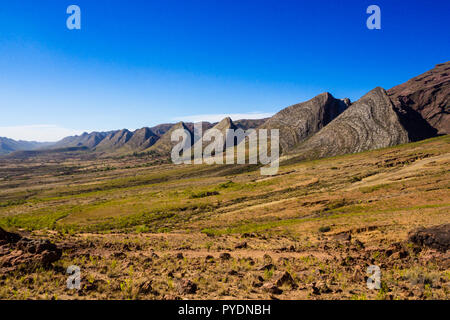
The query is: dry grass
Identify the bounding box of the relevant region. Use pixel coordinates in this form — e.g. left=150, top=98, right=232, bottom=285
left=0, top=135, right=449, bottom=299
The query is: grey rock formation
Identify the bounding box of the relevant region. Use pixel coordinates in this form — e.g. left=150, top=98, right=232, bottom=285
left=234, top=118, right=268, bottom=130
left=50, top=131, right=109, bottom=150
left=260, top=92, right=350, bottom=153
left=119, top=127, right=159, bottom=152
left=94, top=129, right=133, bottom=152
left=190, top=117, right=239, bottom=155
left=145, top=122, right=193, bottom=156
left=212, top=117, right=239, bottom=149
left=149, top=123, right=175, bottom=137
left=292, top=87, right=409, bottom=159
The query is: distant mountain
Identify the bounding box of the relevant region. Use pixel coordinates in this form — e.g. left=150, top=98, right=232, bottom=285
left=212, top=117, right=239, bottom=148
left=388, top=61, right=449, bottom=139
left=143, top=122, right=193, bottom=156
left=94, top=129, right=133, bottom=152
left=188, top=117, right=237, bottom=155
left=148, top=123, right=175, bottom=137
left=1, top=63, right=447, bottom=159
left=44, top=123, right=185, bottom=156
left=260, top=92, right=350, bottom=153
left=116, top=127, right=159, bottom=153
left=234, top=118, right=268, bottom=130
left=291, top=87, right=409, bottom=159
left=50, top=131, right=109, bottom=149
left=39, top=119, right=266, bottom=157
left=0, top=137, right=50, bottom=155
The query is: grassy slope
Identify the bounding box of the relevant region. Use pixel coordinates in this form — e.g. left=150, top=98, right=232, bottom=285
left=0, top=135, right=448, bottom=236
left=0, top=135, right=449, bottom=300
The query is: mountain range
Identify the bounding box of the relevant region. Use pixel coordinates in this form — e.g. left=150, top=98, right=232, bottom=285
left=1, top=62, right=448, bottom=160
left=0, top=137, right=52, bottom=156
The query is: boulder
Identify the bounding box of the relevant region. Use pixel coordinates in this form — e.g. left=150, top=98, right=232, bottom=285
left=219, top=252, right=231, bottom=260
left=0, top=227, right=62, bottom=272
left=408, top=224, right=450, bottom=252
left=273, top=271, right=296, bottom=288
left=176, top=279, right=198, bottom=294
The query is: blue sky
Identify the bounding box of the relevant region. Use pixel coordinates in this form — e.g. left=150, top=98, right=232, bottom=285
left=0, top=0, right=448, bottom=141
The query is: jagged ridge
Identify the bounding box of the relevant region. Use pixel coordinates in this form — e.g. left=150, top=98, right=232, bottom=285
left=292, top=87, right=410, bottom=159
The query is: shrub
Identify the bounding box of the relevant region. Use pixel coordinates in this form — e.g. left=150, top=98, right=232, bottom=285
left=190, top=191, right=219, bottom=199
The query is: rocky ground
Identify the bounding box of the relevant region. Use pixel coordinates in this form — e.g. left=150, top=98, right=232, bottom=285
left=0, top=135, right=448, bottom=300
left=0, top=224, right=448, bottom=300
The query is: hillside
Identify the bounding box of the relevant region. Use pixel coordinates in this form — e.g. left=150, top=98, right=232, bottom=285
left=0, top=134, right=448, bottom=299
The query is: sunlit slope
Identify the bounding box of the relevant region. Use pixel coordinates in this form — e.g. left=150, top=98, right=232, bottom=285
left=0, top=135, right=448, bottom=236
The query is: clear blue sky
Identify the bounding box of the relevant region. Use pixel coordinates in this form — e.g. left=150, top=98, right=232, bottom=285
left=0, top=0, right=448, bottom=141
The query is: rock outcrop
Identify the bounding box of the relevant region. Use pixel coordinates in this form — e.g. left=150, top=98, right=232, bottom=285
left=292, top=87, right=409, bottom=159
left=408, top=224, right=449, bottom=252
left=119, top=127, right=159, bottom=152
left=260, top=92, right=350, bottom=153
left=202, top=117, right=239, bottom=151
left=0, top=227, right=62, bottom=273
left=234, top=118, right=268, bottom=130
left=388, top=62, right=450, bottom=138
left=2, top=63, right=447, bottom=158
left=94, top=129, right=133, bottom=152
left=144, top=122, right=193, bottom=156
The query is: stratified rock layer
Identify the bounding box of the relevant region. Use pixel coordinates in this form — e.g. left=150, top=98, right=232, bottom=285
left=145, top=122, right=193, bottom=156
left=388, top=62, right=450, bottom=138
left=293, top=87, right=409, bottom=158
left=260, top=92, right=349, bottom=153
left=95, top=129, right=133, bottom=152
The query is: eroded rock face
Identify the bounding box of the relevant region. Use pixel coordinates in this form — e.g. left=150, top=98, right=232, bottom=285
left=0, top=227, right=62, bottom=273
left=94, top=129, right=133, bottom=152
left=408, top=224, right=450, bottom=252
left=145, top=122, right=193, bottom=156
left=120, top=127, right=159, bottom=152
left=260, top=92, right=350, bottom=153
left=388, top=62, right=450, bottom=137
left=292, top=87, right=410, bottom=159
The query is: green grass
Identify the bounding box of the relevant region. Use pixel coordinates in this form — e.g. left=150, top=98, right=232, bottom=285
left=0, top=209, right=72, bottom=231
left=0, top=199, right=27, bottom=208
left=201, top=202, right=450, bottom=236
left=360, top=184, right=392, bottom=193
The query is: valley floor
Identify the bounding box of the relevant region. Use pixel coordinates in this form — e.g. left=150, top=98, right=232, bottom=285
left=0, top=136, right=449, bottom=299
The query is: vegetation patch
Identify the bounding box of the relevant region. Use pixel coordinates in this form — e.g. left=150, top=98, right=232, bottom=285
left=190, top=190, right=220, bottom=199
